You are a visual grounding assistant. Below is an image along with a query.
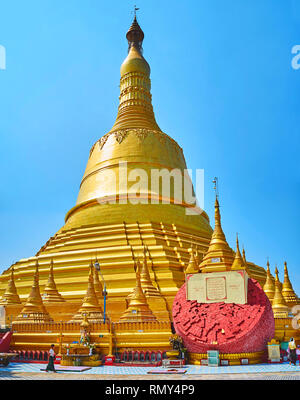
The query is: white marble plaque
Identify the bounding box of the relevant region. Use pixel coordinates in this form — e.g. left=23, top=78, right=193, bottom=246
left=187, top=270, right=248, bottom=304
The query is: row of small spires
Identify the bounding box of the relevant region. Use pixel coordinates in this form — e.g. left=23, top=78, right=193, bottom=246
left=263, top=261, right=299, bottom=315
left=185, top=234, right=248, bottom=274
left=0, top=246, right=161, bottom=323
left=1, top=195, right=298, bottom=321
left=184, top=196, right=299, bottom=316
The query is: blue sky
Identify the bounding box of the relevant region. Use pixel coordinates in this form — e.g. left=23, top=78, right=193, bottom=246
left=0, top=0, right=299, bottom=293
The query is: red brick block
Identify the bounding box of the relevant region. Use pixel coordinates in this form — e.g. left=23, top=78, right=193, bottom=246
left=172, top=278, right=275, bottom=354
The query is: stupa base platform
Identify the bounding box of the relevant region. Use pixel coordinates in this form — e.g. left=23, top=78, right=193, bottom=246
left=189, top=351, right=265, bottom=366
left=9, top=320, right=173, bottom=354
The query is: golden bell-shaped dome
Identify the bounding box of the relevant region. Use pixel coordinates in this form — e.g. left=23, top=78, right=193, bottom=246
left=63, top=16, right=211, bottom=238
left=121, top=43, right=150, bottom=77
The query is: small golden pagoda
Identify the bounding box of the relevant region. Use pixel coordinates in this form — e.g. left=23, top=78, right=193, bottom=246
left=15, top=261, right=53, bottom=323
left=120, top=260, right=157, bottom=322
left=231, top=235, right=246, bottom=271
left=0, top=267, right=21, bottom=305
left=199, top=196, right=234, bottom=272
left=282, top=262, right=299, bottom=308
left=272, top=267, right=289, bottom=318
left=70, top=263, right=103, bottom=323
left=185, top=246, right=199, bottom=274
left=263, top=261, right=275, bottom=304
left=42, top=260, right=65, bottom=303
left=139, top=247, right=161, bottom=297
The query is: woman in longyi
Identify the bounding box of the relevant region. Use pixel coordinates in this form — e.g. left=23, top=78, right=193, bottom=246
left=288, top=338, right=297, bottom=366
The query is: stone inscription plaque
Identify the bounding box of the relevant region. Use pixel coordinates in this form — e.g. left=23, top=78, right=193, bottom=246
left=206, top=277, right=226, bottom=300
left=187, top=270, right=248, bottom=304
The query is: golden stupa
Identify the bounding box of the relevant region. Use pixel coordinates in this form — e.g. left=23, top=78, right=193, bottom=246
left=282, top=262, right=299, bottom=308
left=199, top=197, right=234, bottom=272
left=16, top=261, right=53, bottom=323
left=263, top=261, right=275, bottom=303
left=0, top=16, right=299, bottom=353
left=119, top=259, right=157, bottom=322
left=42, top=260, right=65, bottom=303
left=185, top=246, right=199, bottom=274
left=70, top=262, right=103, bottom=323
left=272, top=267, right=289, bottom=318
left=231, top=235, right=246, bottom=271
left=0, top=267, right=21, bottom=305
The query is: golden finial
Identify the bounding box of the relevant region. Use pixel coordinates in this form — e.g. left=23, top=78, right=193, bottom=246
left=42, top=259, right=65, bottom=303
left=127, top=8, right=144, bottom=52
left=133, top=5, right=140, bottom=18
left=212, top=177, right=219, bottom=199
left=0, top=266, right=21, bottom=305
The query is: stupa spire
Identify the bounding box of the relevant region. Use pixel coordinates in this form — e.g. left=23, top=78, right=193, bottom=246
left=139, top=247, right=161, bottom=297
left=185, top=244, right=199, bottom=274
left=120, top=258, right=156, bottom=321
left=0, top=267, right=21, bottom=305
left=272, top=266, right=289, bottom=317
left=263, top=260, right=275, bottom=303
left=110, top=15, right=160, bottom=132
left=199, top=195, right=234, bottom=272
left=282, top=261, right=298, bottom=307
left=231, top=234, right=246, bottom=270
left=16, top=260, right=53, bottom=323
left=242, top=248, right=246, bottom=264
left=70, top=263, right=103, bottom=322
left=42, top=260, right=65, bottom=303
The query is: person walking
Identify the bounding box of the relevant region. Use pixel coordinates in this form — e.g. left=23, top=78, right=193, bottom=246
left=288, top=337, right=297, bottom=366
left=46, top=344, right=57, bottom=373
